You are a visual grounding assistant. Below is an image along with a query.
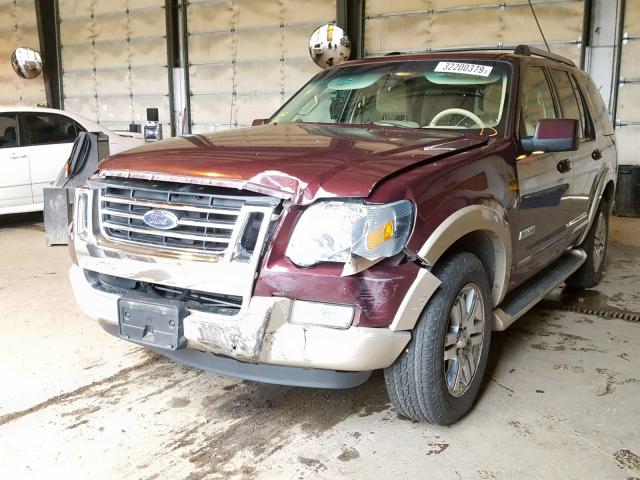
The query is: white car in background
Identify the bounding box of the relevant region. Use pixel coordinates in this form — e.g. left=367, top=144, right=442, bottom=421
left=0, top=106, right=144, bottom=215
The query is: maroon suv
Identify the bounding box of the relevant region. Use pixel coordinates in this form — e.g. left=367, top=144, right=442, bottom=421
left=69, top=45, right=617, bottom=424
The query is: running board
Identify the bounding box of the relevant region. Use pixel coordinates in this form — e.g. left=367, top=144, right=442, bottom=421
left=493, top=249, right=587, bottom=331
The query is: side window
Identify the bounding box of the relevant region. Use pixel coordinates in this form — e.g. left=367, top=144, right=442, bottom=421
left=584, top=75, right=608, bottom=120
left=23, top=113, right=78, bottom=146
left=520, top=66, right=557, bottom=137
left=549, top=69, right=585, bottom=139
left=569, top=74, right=595, bottom=139
left=0, top=113, right=19, bottom=149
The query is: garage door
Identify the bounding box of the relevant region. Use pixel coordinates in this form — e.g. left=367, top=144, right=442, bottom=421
left=0, top=0, right=46, bottom=106
left=58, top=0, right=170, bottom=132
left=186, top=0, right=335, bottom=134
left=616, top=0, right=640, bottom=165
left=363, top=0, right=585, bottom=65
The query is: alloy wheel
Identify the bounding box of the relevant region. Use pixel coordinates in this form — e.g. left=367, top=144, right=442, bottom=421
left=593, top=212, right=607, bottom=274
left=443, top=283, right=485, bottom=398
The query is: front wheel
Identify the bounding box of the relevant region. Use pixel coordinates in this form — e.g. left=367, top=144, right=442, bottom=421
left=384, top=252, right=492, bottom=425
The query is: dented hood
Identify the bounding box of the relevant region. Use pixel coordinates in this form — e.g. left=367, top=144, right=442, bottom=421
left=97, top=122, right=488, bottom=204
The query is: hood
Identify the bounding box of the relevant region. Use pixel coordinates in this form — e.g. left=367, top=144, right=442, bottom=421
left=97, top=123, right=489, bottom=204
left=105, top=132, right=145, bottom=155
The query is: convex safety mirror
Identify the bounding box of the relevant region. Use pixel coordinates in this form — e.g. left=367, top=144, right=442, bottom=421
left=309, top=24, right=351, bottom=69
left=521, top=119, right=579, bottom=153
left=11, top=47, right=43, bottom=79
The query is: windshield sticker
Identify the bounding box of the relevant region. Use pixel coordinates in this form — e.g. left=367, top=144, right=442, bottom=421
left=434, top=62, right=493, bottom=77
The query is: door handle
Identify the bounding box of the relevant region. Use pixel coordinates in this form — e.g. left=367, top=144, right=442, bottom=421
left=557, top=159, right=572, bottom=173
left=592, top=149, right=602, bottom=160
left=9, top=153, right=27, bottom=159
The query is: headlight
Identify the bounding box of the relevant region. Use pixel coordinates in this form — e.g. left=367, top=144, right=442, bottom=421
left=75, top=189, right=90, bottom=237
left=285, top=200, right=414, bottom=267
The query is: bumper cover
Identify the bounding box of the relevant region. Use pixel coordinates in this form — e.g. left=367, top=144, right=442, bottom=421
left=70, top=265, right=410, bottom=377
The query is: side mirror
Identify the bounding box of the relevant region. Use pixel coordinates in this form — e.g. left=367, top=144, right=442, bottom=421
left=252, top=118, right=267, bottom=126
left=521, top=119, right=579, bottom=153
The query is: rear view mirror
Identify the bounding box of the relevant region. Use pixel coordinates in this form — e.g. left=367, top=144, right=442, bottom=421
left=521, top=119, right=579, bottom=153
left=252, top=118, right=267, bottom=126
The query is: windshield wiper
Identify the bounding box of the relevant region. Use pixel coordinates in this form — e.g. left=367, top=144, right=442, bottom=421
left=362, top=121, right=415, bottom=128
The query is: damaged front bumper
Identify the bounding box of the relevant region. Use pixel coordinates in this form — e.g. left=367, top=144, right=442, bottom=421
left=69, top=180, right=416, bottom=387
left=69, top=264, right=410, bottom=387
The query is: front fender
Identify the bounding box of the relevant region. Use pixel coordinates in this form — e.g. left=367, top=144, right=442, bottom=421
left=389, top=203, right=512, bottom=332
left=417, top=204, right=512, bottom=306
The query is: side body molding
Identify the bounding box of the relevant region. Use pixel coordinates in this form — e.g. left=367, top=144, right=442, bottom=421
left=389, top=204, right=512, bottom=332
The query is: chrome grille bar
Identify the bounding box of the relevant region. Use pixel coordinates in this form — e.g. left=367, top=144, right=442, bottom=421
left=101, top=208, right=236, bottom=230
left=101, top=194, right=240, bottom=216
left=97, top=178, right=277, bottom=256
left=101, top=221, right=232, bottom=243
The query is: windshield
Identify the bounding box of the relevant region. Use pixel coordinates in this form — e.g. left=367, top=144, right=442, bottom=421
left=270, top=60, right=511, bottom=135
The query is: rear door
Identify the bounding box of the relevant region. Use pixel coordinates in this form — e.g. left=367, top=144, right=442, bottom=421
left=0, top=112, right=32, bottom=210
left=21, top=112, right=80, bottom=204
left=548, top=67, right=598, bottom=233
left=514, top=65, right=575, bottom=270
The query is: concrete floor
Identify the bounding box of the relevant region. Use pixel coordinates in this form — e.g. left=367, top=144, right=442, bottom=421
left=1, top=213, right=639, bottom=480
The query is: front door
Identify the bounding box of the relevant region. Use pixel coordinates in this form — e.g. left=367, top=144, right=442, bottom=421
left=0, top=113, right=32, bottom=212
left=514, top=65, right=575, bottom=272
left=21, top=112, right=79, bottom=204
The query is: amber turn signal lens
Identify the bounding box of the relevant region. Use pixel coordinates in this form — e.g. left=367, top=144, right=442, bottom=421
left=366, top=219, right=394, bottom=250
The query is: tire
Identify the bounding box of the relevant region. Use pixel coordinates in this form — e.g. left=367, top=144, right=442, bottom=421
left=566, top=201, right=610, bottom=289
left=384, top=252, right=492, bottom=425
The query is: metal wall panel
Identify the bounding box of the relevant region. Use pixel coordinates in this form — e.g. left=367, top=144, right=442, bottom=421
left=616, top=0, right=640, bottom=165
left=364, top=0, right=585, bottom=65
left=58, top=0, right=170, bottom=131
left=186, top=0, right=336, bottom=133
left=0, top=0, right=46, bottom=106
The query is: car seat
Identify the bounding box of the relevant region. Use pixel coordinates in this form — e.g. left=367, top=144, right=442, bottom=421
left=358, top=82, right=420, bottom=128
left=1, top=126, right=17, bottom=148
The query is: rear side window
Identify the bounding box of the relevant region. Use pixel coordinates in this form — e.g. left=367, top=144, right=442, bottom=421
left=520, top=66, right=557, bottom=137
left=23, top=113, right=79, bottom=146
left=0, top=113, right=18, bottom=149
left=584, top=76, right=608, bottom=119
left=569, top=74, right=595, bottom=139
left=549, top=69, right=585, bottom=139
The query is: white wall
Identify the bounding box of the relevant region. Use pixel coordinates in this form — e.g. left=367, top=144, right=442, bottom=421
left=58, top=0, right=170, bottom=131
left=0, top=0, right=46, bottom=106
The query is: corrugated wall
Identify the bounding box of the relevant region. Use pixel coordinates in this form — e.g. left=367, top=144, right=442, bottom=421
left=0, top=0, right=46, bottom=106
left=58, top=0, right=170, bottom=131
left=616, top=0, right=640, bottom=165
left=363, top=0, right=585, bottom=65
left=186, top=0, right=336, bottom=133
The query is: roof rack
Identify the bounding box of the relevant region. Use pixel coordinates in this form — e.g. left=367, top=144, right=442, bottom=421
left=378, top=44, right=576, bottom=67
left=513, top=45, right=575, bottom=67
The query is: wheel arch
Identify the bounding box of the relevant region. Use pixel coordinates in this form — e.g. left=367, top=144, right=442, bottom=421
left=577, top=171, right=616, bottom=246
left=601, top=179, right=615, bottom=205
left=417, top=204, right=512, bottom=307
left=389, top=204, right=512, bottom=332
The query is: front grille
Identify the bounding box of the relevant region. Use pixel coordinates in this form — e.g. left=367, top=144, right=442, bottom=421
left=98, top=178, right=273, bottom=255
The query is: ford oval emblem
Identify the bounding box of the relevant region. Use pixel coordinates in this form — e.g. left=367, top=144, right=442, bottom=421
left=142, top=210, right=179, bottom=230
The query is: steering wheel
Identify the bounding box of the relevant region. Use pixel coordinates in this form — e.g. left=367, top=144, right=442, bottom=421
left=429, top=108, right=485, bottom=129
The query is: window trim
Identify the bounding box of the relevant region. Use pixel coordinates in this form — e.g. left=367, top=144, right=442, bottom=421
left=20, top=112, right=81, bottom=147
left=518, top=63, right=559, bottom=139
left=548, top=67, right=591, bottom=142
left=569, top=74, right=596, bottom=141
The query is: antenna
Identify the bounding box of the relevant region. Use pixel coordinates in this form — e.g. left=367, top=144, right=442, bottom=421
left=527, top=0, right=551, bottom=52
